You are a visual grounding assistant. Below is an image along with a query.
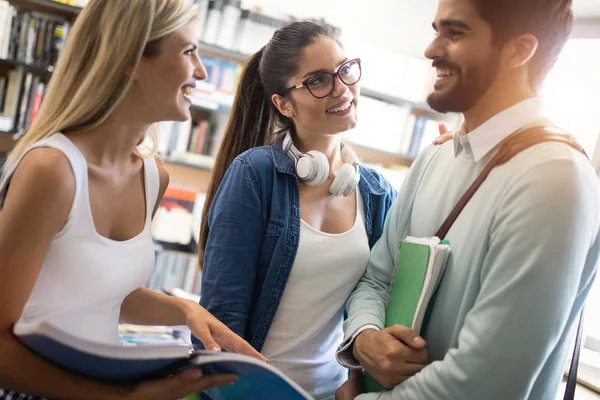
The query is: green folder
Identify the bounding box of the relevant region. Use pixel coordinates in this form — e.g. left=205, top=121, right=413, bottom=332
left=362, top=241, right=431, bottom=393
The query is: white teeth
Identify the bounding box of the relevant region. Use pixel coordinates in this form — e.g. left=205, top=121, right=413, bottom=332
left=182, top=86, right=192, bottom=98
left=326, top=102, right=352, bottom=113
left=437, top=68, right=455, bottom=78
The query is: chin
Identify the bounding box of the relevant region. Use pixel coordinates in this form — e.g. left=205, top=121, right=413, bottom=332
left=427, top=88, right=470, bottom=114
left=172, top=107, right=191, bottom=122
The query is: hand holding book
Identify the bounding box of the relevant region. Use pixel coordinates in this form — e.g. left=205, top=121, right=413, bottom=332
left=352, top=325, right=428, bottom=390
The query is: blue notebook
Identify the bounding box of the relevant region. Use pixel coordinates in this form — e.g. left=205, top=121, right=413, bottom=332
left=14, top=320, right=312, bottom=400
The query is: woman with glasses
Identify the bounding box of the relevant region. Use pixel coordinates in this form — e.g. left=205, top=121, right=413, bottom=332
left=194, top=21, right=449, bottom=400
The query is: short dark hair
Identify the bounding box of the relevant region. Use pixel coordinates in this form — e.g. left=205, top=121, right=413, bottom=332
left=471, top=0, right=573, bottom=90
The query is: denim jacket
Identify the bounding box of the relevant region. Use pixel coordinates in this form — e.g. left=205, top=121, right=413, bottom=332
left=192, top=139, right=397, bottom=353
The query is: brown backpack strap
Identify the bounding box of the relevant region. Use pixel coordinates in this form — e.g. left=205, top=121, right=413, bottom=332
left=435, top=125, right=588, bottom=239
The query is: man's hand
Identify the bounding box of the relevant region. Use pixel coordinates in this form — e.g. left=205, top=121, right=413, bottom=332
left=335, top=370, right=363, bottom=400
left=353, top=326, right=428, bottom=389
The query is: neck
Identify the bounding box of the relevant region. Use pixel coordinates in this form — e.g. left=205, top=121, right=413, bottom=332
left=294, top=130, right=344, bottom=172
left=67, top=96, right=151, bottom=166
left=462, top=78, right=536, bottom=134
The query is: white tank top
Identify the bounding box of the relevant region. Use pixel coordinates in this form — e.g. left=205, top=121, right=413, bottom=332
left=261, top=189, right=370, bottom=400
left=0, top=133, right=159, bottom=345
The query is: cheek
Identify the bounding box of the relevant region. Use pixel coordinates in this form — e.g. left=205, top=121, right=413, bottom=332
left=294, top=97, right=326, bottom=122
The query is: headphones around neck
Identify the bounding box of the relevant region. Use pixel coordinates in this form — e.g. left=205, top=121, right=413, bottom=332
left=282, top=133, right=361, bottom=197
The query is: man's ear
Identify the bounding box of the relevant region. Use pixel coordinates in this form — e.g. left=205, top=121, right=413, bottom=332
left=507, top=33, right=539, bottom=69
left=272, top=94, right=295, bottom=118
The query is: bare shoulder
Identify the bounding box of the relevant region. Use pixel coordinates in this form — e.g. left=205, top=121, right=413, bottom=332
left=6, top=147, right=75, bottom=214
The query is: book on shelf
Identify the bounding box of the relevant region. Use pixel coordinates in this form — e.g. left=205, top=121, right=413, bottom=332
left=0, top=1, right=71, bottom=68
left=363, top=236, right=451, bottom=393
left=147, top=250, right=202, bottom=297
left=15, top=319, right=312, bottom=399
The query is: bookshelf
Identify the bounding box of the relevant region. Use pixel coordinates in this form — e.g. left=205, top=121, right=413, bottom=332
left=7, top=0, right=81, bottom=18
left=0, top=57, right=53, bottom=74
left=0, top=0, right=453, bottom=182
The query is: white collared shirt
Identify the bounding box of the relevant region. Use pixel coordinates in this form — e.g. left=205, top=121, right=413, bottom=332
left=453, top=97, right=546, bottom=162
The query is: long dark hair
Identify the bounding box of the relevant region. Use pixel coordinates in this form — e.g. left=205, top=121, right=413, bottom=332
left=198, top=21, right=338, bottom=269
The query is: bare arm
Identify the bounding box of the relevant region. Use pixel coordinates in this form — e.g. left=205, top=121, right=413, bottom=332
left=0, top=149, right=120, bottom=399
left=0, top=150, right=235, bottom=399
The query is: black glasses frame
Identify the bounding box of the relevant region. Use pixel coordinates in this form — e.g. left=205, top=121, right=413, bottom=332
left=282, top=58, right=362, bottom=99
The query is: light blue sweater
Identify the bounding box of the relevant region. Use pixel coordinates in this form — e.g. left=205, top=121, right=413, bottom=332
left=342, top=135, right=600, bottom=399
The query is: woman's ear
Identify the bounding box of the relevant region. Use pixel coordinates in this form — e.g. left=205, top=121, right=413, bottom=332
left=125, top=61, right=143, bottom=81
left=272, top=94, right=295, bottom=118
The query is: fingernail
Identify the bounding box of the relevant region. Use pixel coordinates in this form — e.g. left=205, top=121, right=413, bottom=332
left=413, top=336, right=425, bottom=345
left=211, top=346, right=221, bottom=352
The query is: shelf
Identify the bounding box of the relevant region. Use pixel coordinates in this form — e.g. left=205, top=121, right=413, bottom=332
left=360, top=87, right=452, bottom=121
left=163, top=152, right=215, bottom=172
left=7, top=0, right=82, bottom=18
left=165, top=142, right=413, bottom=175
left=0, top=58, right=53, bottom=74
left=197, top=42, right=249, bottom=64
left=154, top=239, right=198, bottom=256
left=350, top=143, right=414, bottom=168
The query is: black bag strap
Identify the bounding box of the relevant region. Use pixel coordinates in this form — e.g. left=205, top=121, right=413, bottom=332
left=564, top=309, right=585, bottom=400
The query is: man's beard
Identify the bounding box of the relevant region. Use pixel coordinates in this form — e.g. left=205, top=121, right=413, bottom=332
left=427, top=57, right=500, bottom=114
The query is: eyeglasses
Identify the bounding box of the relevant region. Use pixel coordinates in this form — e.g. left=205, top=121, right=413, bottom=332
left=283, top=58, right=362, bottom=99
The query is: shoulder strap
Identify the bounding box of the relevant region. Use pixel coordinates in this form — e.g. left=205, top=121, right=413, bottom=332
left=435, top=125, right=587, bottom=239
left=433, top=124, right=588, bottom=399
left=565, top=309, right=585, bottom=400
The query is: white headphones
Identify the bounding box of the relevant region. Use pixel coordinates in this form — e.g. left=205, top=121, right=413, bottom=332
left=282, top=133, right=361, bottom=196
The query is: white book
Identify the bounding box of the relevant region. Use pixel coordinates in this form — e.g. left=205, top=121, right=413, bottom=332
left=0, top=0, right=9, bottom=59
left=402, top=236, right=451, bottom=332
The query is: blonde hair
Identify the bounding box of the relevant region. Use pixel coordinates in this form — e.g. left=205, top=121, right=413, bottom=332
left=5, top=0, right=197, bottom=170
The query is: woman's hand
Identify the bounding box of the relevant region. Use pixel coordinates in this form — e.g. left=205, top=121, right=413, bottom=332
left=433, top=122, right=454, bottom=145
left=121, top=368, right=237, bottom=400
left=185, top=304, right=268, bottom=362
left=335, top=370, right=363, bottom=400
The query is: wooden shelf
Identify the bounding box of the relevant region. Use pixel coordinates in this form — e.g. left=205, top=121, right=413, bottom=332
left=360, top=87, right=451, bottom=121
left=164, top=160, right=214, bottom=192
left=7, top=0, right=82, bottom=18
left=351, top=143, right=414, bottom=168
left=0, top=58, right=53, bottom=74
left=197, top=42, right=249, bottom=64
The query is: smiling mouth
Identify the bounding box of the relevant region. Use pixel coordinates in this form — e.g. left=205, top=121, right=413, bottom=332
left=326, top=101, right=352, bottom=114
left=437, top=68, right=457, bottom=78
left=182, top=86, right=192, bottom=100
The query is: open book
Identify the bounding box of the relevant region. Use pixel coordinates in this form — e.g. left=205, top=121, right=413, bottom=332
left=363, top=236, right=451, bottom=393
left=14, top=320, right=313, bottom=400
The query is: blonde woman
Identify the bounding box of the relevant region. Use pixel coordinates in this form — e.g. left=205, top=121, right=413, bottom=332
left=0, top=0, right=265, bottom=399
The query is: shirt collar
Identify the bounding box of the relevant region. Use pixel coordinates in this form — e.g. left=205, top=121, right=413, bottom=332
left=453, top=97, right=546, bottom=162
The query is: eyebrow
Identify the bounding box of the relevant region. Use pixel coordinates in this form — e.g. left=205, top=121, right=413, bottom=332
left=301, top=57, right=350, bottom=79
left=432, top=19, right=472, bottom=31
